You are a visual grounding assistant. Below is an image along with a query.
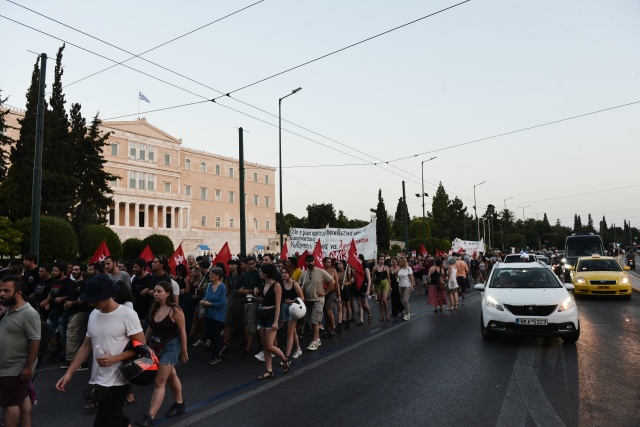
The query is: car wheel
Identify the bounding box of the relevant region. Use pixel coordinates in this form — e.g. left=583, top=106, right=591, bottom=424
left=480, top=314, right=493, bottom=341
left=562, top=324, right=580, bottom=343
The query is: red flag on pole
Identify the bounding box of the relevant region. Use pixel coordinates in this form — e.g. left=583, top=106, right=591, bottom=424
left=139, top=245, right=154, bottom=263
left=280, top=240, right=289, bottom=260
left=312, top=239, right=323, bottom=268
left=347, top=238, right=365, bottom=290
left=297, top=250, right=309, bottom=270
left=420, top=244, right=428, bottom=255
left=211, top=242, right=232, bottom=275
left=89, top=241, right=111, bottom=264
left=168, top=243, right=187, bottom=276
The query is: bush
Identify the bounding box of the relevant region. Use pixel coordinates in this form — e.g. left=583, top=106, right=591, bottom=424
left=142, top=234, right=174, bottom=257
left=122, top=238, right=146, bottom=261
left=16, top=216, right=78, bottom=263
left=78, top=225, right=123, bottom=261
left=0, top=216, right=23, bottom=256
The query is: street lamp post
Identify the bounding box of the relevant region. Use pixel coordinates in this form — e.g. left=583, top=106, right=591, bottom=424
left=473, top=181, right=485, bottom=241
left=278, top=87, right=302, bottom=251
left=521, top=205, right=530, bottom=221
left=521, top=205, right=530, bottom=249
left=504, top=197, right=514, bottom=252
left=533, top=211, right=542, bottom=249
left=417, top=157, right=436, bottom=248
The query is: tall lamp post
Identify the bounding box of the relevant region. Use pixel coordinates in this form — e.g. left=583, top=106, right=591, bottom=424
left=278, top=87, right=302, bottom=251
left=417, top=157, right=436, bottom=248
left=533, top=211, right=542, bottom=249
left=520, top=205, right=531, bottom=249
left=504, top=197, right=514, bottom=252
left=473, top=181, right=485, bottom=241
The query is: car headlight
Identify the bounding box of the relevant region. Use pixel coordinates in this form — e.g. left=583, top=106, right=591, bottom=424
left=558, top=297, right=575, bottom=312
left=620, top=277, right=629, bottom=284
left=485, top=296, right=504, bottom=311
left=576, top=277, right=587, bottom=284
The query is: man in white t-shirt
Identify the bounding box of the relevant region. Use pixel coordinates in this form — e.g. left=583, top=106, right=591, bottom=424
left=56, top=274, right=144, bottom=427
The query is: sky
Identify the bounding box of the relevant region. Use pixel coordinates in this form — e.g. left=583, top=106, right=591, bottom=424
left=1, top=0, right=639, bottom=231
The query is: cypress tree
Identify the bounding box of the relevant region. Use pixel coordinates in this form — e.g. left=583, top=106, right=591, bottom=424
left=430, top=182, right=450, bottom=239
left=0, top=96, right=15, bottom=183
left=374, top=189, right=390, bottom=251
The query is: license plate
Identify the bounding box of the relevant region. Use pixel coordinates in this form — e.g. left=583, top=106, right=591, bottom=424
left=516, top=318, right=548, bottom=325
left=597, top=286, right=609, bottom=289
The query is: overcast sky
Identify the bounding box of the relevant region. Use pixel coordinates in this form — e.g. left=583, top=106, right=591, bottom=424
left=2, top=0, right=639, bottom=229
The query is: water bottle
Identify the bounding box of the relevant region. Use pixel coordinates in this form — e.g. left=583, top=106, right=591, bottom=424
left=95, top=345, right=106, bottom=357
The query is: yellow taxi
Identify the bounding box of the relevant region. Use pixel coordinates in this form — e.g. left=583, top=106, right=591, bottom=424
left=569, top=254, right=632, bottom=299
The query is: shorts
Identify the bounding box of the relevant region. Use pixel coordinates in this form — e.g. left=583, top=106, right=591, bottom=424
left=354, top=284, right=368, bottom=299
left=305, top=300, right=324, bottom=325
left=281, top=303, right=292, bottom=322
left=244, top=303, right=258, bottom=335
left=456, top=276, right=468, bottom=292
left=324, top=292, right=338, bottom=312
left=256, top=308, right=277, bottom=328
left=156, top=337, right=180, bottom=365
left=341, top=285, right=352, bottom=302
left=225, top=303, right=246, bottom=328
left=0, top=376, right=29, bottom=407
left=374, top=279, right=390, bottom=294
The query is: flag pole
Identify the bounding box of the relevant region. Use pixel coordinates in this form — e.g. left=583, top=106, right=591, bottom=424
left=137, top=90, right=140, bottom=119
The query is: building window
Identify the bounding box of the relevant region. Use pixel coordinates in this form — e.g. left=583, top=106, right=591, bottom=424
left=185, top=158, right=191, bottom=170
left=128, top=171, right=136, bottom=188
left=229, top=218, right=235, bottom=228
left=265, top=196, right=270, bottom=207
left=215, top=189, right=221, bottom=202
left=265, top=174, right=269, bottom=184
left=265, top=220, right=271, bottom=230
left=185, top=185, right=191, bottom=196
left=253, top=195, right=259, bottom=205
left=129, top=142, right=137, bottom=159
left=253, top=172, right=258, bottom=182
left=164, top=182, right=171, bottom=193
left=215, top=217, right=221, bottom=228
left=110, top=143, right=118, bottom=157
left=215, top=164, right=220, bottom=175
left=201, top=187, right=207, bottom=200
left=139, top=144, right=146, bottom=161
left=229, top=167, right=234, bottom=178
left=164, top=153, right=171, bottom=166
left=147, top=174, right=155, bottom=191
left=229, top=191, right=235, bottom=203
left=254, top=219, right=259, bottom=230
left=110, top=177, right=118, bottom=187
left=201, top=216, right=207, bottom=227
left=148, top=146, right=155, bottom=163
left=200, top=161, right=206, bottom=173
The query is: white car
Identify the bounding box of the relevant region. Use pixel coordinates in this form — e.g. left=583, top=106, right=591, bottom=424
left=474, top=262, right=579, bottom=343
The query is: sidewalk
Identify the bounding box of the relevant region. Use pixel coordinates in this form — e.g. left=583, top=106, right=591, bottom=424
left=618, top=256, right=640, bottom=294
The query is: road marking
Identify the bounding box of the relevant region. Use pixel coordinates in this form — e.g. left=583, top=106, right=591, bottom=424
left=496, top=338, right=566, bottom=427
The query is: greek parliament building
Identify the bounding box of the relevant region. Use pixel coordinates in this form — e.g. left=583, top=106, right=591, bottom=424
left=2, top=107, right=279, bottom=255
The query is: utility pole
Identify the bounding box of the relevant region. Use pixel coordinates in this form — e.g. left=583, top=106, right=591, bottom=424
left=473, top=181, right=485, bottom=241
left=402, top=181, right=409, bottom=252
left=239, top=127, right=246, bottom=256
left=30, top=53, right=47, bottom=256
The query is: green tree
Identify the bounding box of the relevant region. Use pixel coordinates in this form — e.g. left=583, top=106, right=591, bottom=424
left=430, top=182, right=450, bottom=239
left=71, top=109, right=116, bottom=232
left=78, top=224, right=122, bottom=261
left=573, top=214, right=583, bottom=232
left=0, top=59, right=43, bottom=220
left=586, top=214, right=595, bottom=233
left=448, top=196, right=468, bottom=240
left=0, top=96, right=16, bottom=183
left=122, top=238, right=146, bottom=261
left=373, top=189, right=390, bottom=251
left=0, top=216, right=23, bottom=255
left=142, top=234, right=174, bottom=257
left=306, top=203, right=337, bottom=228
left=16, top=216, right=78, bottom=263
left=391, top=197, right=407, bottom=239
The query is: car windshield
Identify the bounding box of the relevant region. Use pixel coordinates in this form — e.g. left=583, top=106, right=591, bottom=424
left=566, top=236, right=604, bottom=258
left=577, top=259, right=621, bottom=272
left=488, top=268, right=562, bottom=289
left=503, top=255, right=534, bottom=263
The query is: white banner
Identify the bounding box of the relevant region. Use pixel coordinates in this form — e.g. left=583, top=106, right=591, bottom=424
left=451, top=238, right=485, bottom=255
left=289, top=220, right=377, bottom=260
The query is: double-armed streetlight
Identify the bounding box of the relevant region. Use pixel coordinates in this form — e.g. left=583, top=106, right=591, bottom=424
left=417, top=157, right=436, bottom=247
left=278, top=87, right=302, bottom=250
left=473, top=181, right=485, bottom=241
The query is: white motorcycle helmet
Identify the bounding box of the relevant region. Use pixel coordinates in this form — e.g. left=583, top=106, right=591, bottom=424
left=289, top=297, right=307, bottom=320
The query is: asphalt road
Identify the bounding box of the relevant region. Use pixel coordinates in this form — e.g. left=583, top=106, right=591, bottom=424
left=30, top=286, right=640, bottom=427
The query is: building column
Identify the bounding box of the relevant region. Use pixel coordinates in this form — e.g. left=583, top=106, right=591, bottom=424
left=144, top=204, right=149, bottom=228
left=133, top=203, right=139, bottom=227
left=178, top=207, right=183, bottom=229
left=185, top=207, right=190, bottom=229
left=113, top=201, right=120, bottom=226
left=153, top=205, right=158, bottom=228
left=124, top=202, right=130, bottom=227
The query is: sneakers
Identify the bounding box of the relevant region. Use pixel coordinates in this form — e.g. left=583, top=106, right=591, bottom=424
left=192, top=339, right=204, bottom=347
left=165, top=401, right=186, bottom=418
left=59, top=361, right=71, bottom=370
left=76, top=362, right=89, bottom=371
left=307, top=339, right=321, bottom=351
left=292, top=348, right=303, bottom=359
left=254, top=351, right=265, bottom=362
left=403, top=315, right=410, bottom=321
left=203, top=339, right=213, bottom=348
left=135, top=413, right=154, bottom=427
left=323, top=331, right=336, bottom=339
left=207, top=357, right=222, bottom=365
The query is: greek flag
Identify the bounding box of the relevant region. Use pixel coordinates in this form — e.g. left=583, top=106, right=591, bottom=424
left=138, top=92, right=150, bottom=103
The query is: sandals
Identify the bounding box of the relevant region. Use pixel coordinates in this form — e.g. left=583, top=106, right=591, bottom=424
left=356, top=320, right=364, bottom=325
left=368, top=315, right=372, bottom=324
left=257, top=371, right=274, bottom=380
left=282, top=357, right=291, bottom=374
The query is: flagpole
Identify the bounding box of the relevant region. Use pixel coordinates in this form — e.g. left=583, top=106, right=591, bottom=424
left=137, top=91, right=140, bottom=119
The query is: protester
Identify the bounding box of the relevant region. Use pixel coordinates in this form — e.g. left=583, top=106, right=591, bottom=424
left=202, top=267, right=226, bottom=365
left=427, top=259, right=447, bottom=313
left=397, top=257, right=415, bottom=321
left=22, top=253, right=40, bottom=297
left=335, top=260, right=352, bottom=330
left=279, top=266, right=304, bottom=360
left=43, top=261, right=72, bottom=362
left=32, top=263, right=52, bottom=320
left=354, top=254, right=372, bottom=325
left=388, top=258, right=403, bottom=317
left=222, top=259, right=244, bottom=355
left=60, top=263, right=89, bottom=371
left=256, top=264, right=288, bottom=379
left=321, top=257, right=340, bottom=337
left=105, top=256, right=131, bottom=290
left=372, top=255, right=391, bottom=321
left=446, top=257, right=460, bottom=310
left=0, top=276, right=41, bottom=427
left=299, top=255, right=335, bottom=350
left=455, top=254, right=470, bottom=305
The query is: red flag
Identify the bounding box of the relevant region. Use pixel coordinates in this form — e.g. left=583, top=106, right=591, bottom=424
left=211, top=242, right=232, bottom=275
left=168, top=243, right=187, bottom=276
left=312, top=239, right=323, bottom=268
left=420, top=244, right=428, bottom=255
left=89, top=241, right=111, bottom=264
left=139, top=245, right=154, bottom=263
left=347, top=238, right=365, bottom=290
left=280, top=241, right=289, bottom=260
left=297, top=250, right=309, bottom=270
left=456, top=247, right=464, bottom=254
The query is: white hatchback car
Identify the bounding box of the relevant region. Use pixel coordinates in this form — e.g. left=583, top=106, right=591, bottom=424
left=474, top=262, right=579, bottom=343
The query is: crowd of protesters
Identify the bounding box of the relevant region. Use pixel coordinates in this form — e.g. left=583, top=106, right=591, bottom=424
left=0, top=248, right=509, bottom=427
